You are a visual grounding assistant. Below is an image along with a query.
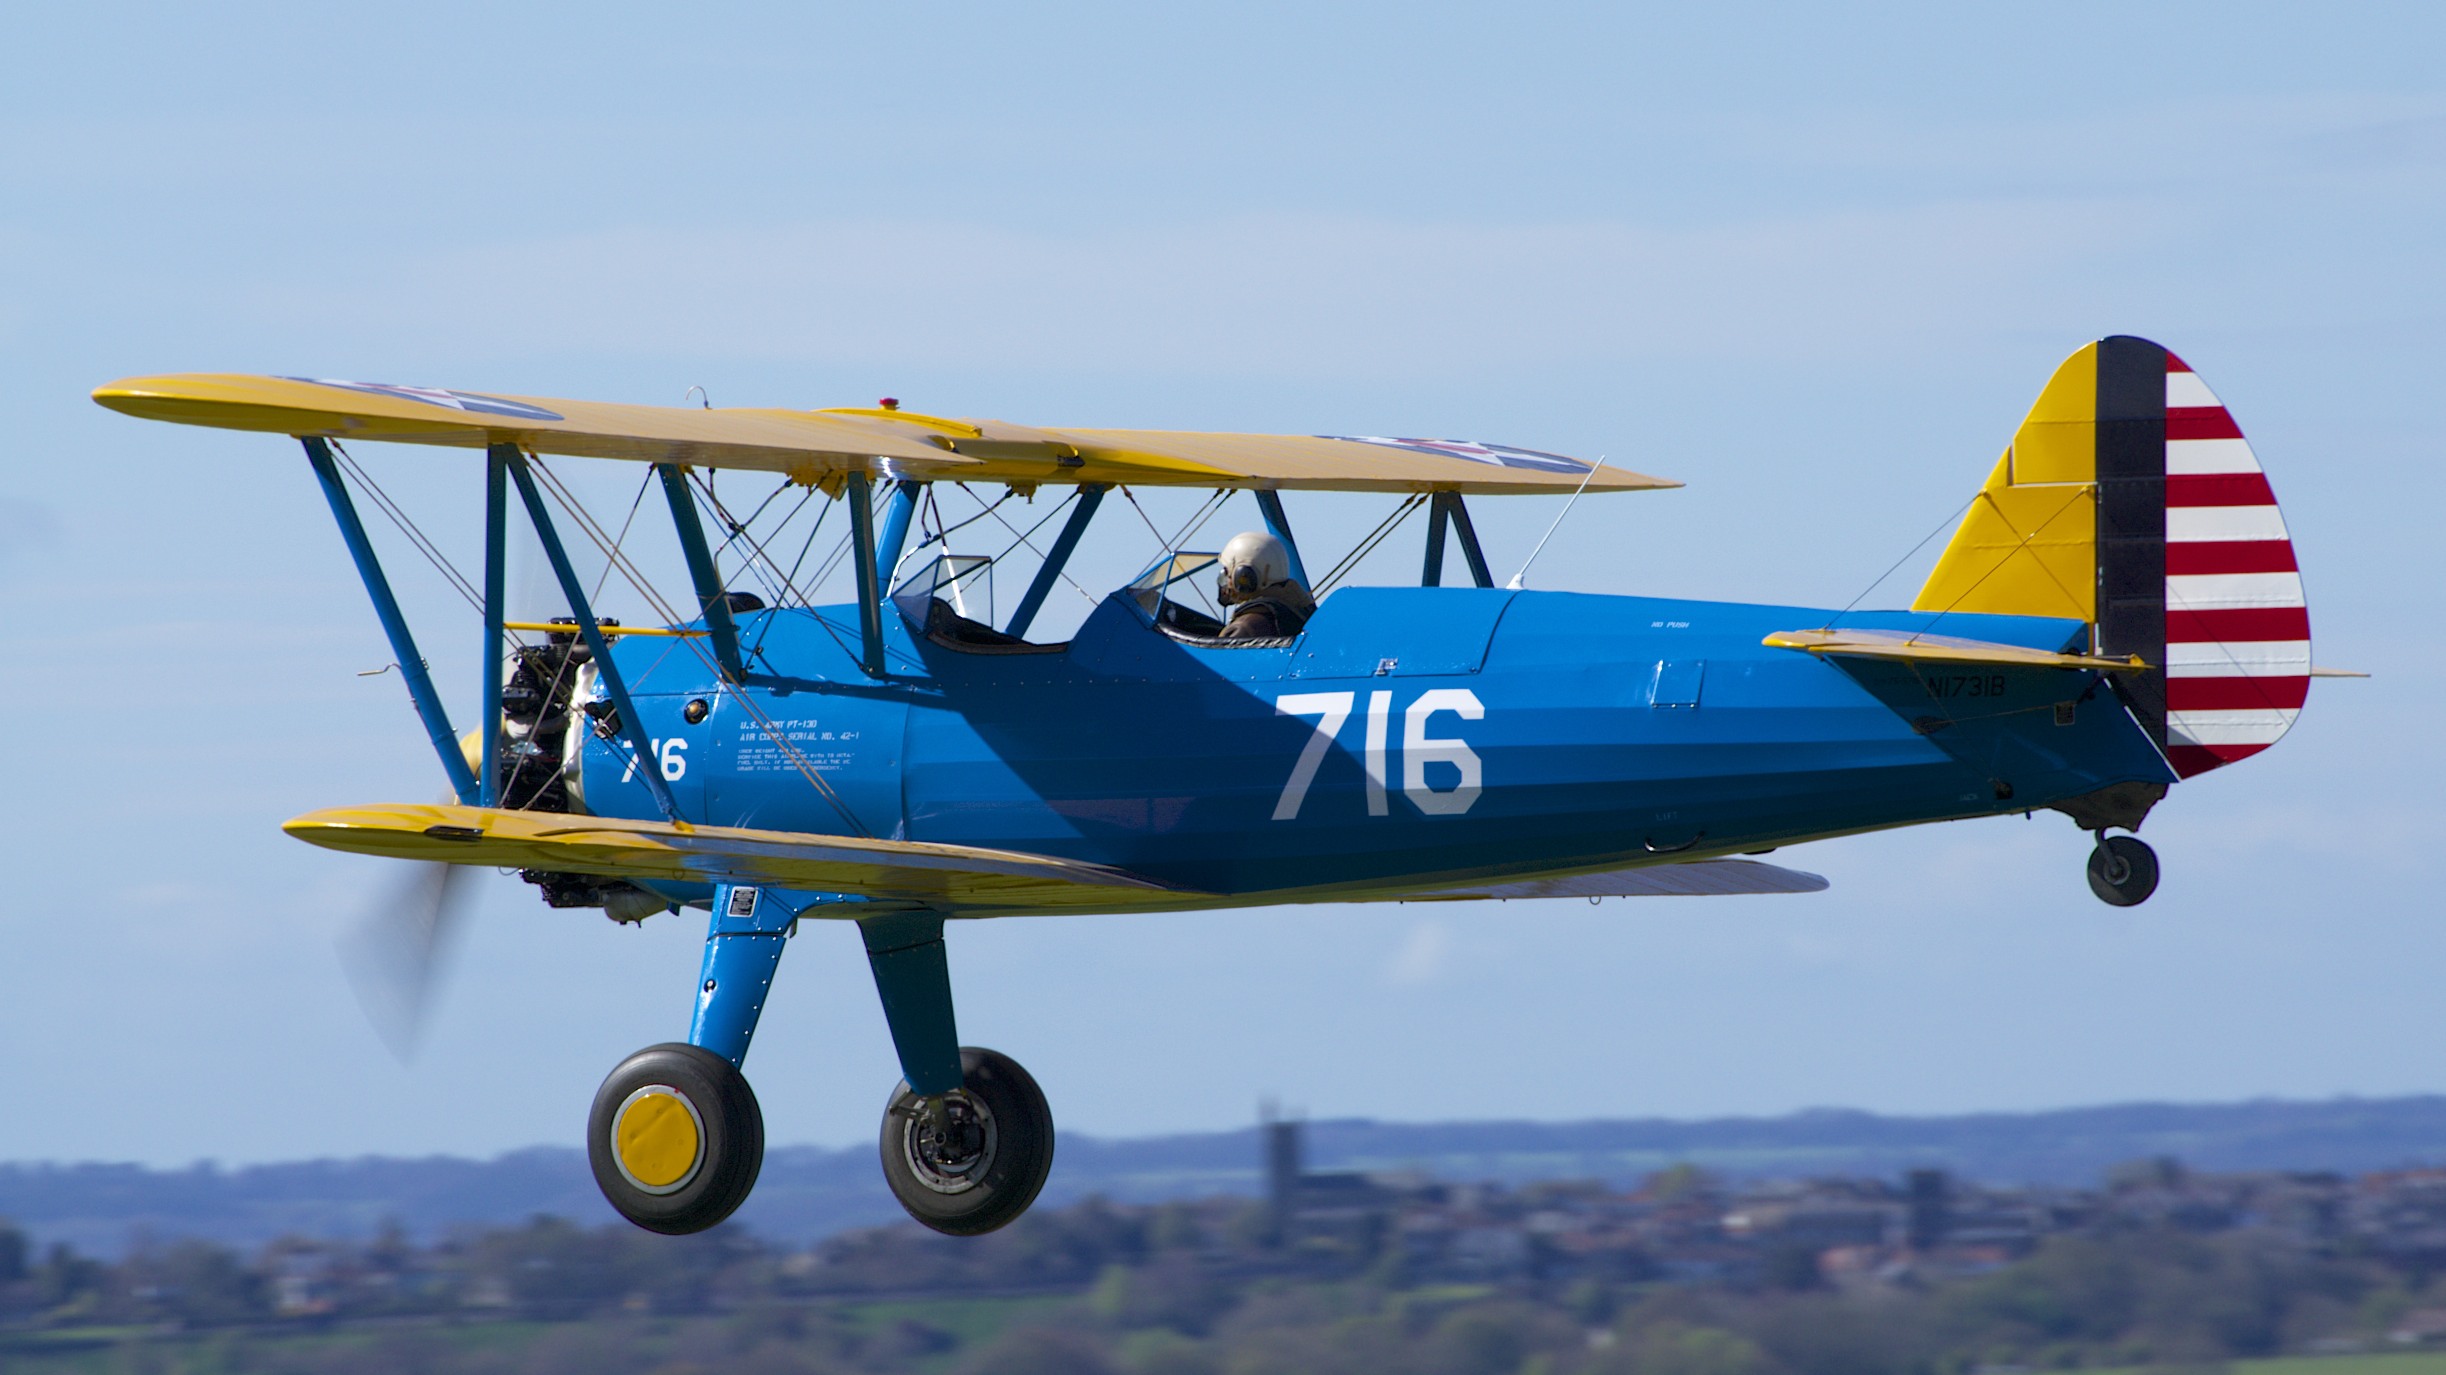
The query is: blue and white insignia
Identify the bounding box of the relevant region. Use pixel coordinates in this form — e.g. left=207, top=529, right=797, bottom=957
left=1320, top=435, right=1588, bottom=474
left=283, top=378, right=565, bottom=423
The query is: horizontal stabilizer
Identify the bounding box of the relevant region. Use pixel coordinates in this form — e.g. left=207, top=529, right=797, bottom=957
left=1764, top=627, right=2145, bottom=673
left=285, top=804, right=1190, bottom=914
left=1392, top=858, right=1828, bottom=901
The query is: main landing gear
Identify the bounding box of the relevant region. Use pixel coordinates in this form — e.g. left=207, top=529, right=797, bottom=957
left=2087, top=832, right=2160, bottom=907
left=879, top=1047, right=1057, bottom=1235
left=586, top=889, right=1054, bottom=1237
left=589, top=1043, right=764, bottom=1234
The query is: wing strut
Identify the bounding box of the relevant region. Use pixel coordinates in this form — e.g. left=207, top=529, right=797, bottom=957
left=1253, top=489, right=1309, bottom=586
left=655, top=463, right=746, bottom=683
left=1006, top=484, right=1106, bottom=640
left=846, top=472, right=887, bottom=678
left=507, top=453, right=686, bottom=823
left=480, top=445, right=509, bottom=804
left=302, top=438, right=480, bottom=805
left=875, top=480, right=923, bottom=588
left=1422, top=490, right=1493, bottom=588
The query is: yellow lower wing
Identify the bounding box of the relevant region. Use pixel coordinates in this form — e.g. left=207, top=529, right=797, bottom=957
left=1763, top=627, right=2147, bottom=673
left=286, top=804, right=1192, bottom=914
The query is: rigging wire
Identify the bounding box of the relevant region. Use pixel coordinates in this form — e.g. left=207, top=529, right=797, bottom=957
left=590, top=469, right=656, bottom=606
left=1818, top=491, right=1982, bottom=632
left=804, top=522, right=861, bottom=599
left=913, top=488, right=1016, bottom=553
left=1316, top=494, right=1428, bottom=593
left=1115, top=484, right=1231, bottom=576
left=1117, top=485, right=1171, bottom=554
left=526, top=458, right=870, bottom=836
left=694, top=474, right=818, bottom=609
left=1162, top=488, right=1234, bottom=555
left=1910, top=487, right=2090, bottom=640
left=980, top=487, right=1083, bottom=568
left=771, top=492, right=837, bottom=608
left=749, top=484, right=824, bottom=604
left=706, top=479, right=794, bottom=564
left=951, top=483, right=1102, bottom=606
left=331, top=443, right=484, bottom=614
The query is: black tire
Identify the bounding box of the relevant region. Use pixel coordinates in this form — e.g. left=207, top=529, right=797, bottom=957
left=588, top=1042, right=764, bottom=1235
left=2087, top=834, right=2160, bottom=907
left=877, top=1047, right=1055, bottom=1237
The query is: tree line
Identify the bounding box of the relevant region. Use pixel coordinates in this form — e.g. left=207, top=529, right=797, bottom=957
left=3, top=1173, right=2442, bottom=1374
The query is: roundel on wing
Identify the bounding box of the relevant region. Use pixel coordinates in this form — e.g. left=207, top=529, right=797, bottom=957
left=281, top=377, right=566, bottom=422
left=1319, top=435, right=1590, bottom=474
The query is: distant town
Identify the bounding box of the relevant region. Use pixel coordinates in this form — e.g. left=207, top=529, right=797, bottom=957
left=15, top=1113, right=2446, bottom=1372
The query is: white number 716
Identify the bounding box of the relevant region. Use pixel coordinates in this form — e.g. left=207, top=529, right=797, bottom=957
left=1272, top=689, right=1483, bottom=821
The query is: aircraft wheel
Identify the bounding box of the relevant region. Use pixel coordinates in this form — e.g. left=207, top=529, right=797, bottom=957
left=877, top=1047, right=1055, bottom=1237
left=587, top=1043, right=764, bottom=1235
left=2087, top=835, right=2160, bottom=907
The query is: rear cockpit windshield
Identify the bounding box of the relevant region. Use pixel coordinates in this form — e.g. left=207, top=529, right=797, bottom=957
left=1125, top=551, right=1293, bottom=646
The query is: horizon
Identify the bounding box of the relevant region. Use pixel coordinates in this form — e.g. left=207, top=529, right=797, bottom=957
left=13, top=1088, right=2446, bottom=1172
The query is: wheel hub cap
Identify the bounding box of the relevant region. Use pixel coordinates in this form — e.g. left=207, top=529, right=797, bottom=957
left=613, top=1086, right=705, bottom=1195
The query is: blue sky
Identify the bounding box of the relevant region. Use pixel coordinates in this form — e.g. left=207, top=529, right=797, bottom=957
left=2, top=3, right=2440, bottom=1168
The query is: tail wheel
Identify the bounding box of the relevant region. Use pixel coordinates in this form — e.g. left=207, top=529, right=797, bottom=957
left=588, top=1043, right=764, bottom=1235
left=2087, top=834, right=2160, bottom=907
left=878, top=1047, right=1055, bottom=1236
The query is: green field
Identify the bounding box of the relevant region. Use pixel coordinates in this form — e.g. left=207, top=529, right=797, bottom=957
left=8, top=1320, right=2446, bottom=1375
left=2098, top=1355, right=2446, bottom=1375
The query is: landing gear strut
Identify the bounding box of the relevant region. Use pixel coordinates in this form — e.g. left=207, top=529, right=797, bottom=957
left=590, top=881, right=793, bottom=1235
left=2087, top=833, right=2159, bottom=907
left=859, top=913, right=1055, bottom=1236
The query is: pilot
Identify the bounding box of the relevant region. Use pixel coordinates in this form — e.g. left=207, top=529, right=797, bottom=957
left=1215, top=531, right=1315, bottom=639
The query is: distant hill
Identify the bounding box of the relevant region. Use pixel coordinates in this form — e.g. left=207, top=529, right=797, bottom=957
left=10, top=1095, right=2446, bottom=1256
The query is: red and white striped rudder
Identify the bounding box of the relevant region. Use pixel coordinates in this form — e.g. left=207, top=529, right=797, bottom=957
left=2160, top=350, right=2307, bottom=777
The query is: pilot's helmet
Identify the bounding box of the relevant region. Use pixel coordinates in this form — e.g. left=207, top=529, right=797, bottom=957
left=1217, top=531, right=1293, bottom=605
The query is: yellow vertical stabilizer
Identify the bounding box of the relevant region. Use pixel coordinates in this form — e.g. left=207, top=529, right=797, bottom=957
left=1912, top=343, right=2099, bottom=623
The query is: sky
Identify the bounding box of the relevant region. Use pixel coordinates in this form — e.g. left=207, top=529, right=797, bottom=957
left=1, top=3, right=2441, bottom=1169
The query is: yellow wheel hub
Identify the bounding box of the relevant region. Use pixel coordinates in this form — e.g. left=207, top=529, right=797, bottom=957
left=613, top=1087, right=703, bottom=1193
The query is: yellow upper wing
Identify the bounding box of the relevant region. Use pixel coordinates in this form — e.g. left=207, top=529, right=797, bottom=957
left=286, top=802, right=1203, bottom=916
left=92, top=373, right=1676, bottom=496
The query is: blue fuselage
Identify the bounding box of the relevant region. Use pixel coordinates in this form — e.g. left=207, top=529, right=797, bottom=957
left=578, top=587, right=2173, bottom=902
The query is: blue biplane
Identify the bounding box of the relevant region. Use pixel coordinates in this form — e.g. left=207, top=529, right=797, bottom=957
left=94, top=335, right=2319, bottom=1235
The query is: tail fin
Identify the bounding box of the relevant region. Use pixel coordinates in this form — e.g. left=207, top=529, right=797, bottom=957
left=1913, top=336, right=2307, bottom=778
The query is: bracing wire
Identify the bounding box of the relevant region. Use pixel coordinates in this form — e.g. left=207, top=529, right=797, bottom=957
left=525, top=458, right=870, bottom=836
left=1317, top=494, right=1428, bottom=593
left=913, top=488, right=1017, bottom=553
left=332, top=444, right=484, bottom=614
left=589, top=469, right=656, bottom=606
left=694, top=474, right=819, bottom=608
left=949, top=483, right=1103, bottom=606
left=1117, top=486, right=1171, bottom=554
left=1819, top=492, right=1982, bottom=633
left=981, top=487, right=1083, bottom=568
left=1163, top=488, right=1234, bottom=555
left=771, top=494, right=837, bottom=607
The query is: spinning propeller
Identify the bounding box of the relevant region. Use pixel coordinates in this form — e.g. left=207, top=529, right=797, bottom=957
left=338, top=526, right=570, bottom=1059
left=339, top=857, right=484, bottom=1060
